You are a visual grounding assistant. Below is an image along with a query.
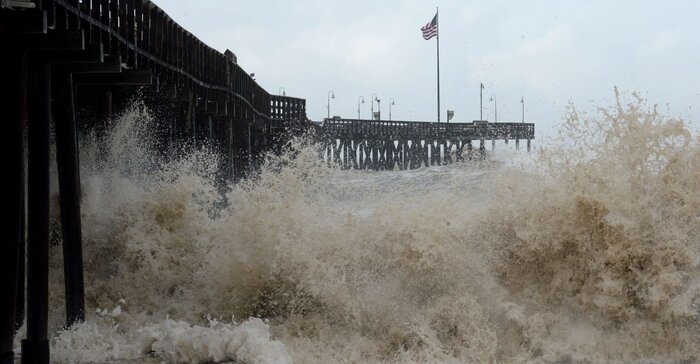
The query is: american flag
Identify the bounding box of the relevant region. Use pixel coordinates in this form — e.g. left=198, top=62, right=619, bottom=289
left=421, top=13, right=438, bottom=40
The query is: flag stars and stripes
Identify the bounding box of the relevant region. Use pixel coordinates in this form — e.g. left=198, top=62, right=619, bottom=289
left=421, top=13, right=438, bottom=40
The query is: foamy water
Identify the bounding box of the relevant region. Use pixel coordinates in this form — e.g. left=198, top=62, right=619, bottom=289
left=14, top=93, right=700, bottom=363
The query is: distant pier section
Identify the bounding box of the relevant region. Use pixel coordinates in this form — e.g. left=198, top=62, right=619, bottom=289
left=321, top=118, right=535, bottom=170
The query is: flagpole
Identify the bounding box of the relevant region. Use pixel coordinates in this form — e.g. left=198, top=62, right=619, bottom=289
left=436, top=7, right=440, bottom=124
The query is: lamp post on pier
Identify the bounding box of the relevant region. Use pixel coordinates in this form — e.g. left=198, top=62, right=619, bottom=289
left=376, top=98, right=381, bottom=120
left=371, top=93, right=378, bottom=119
left=357, top=96, right=365, bottom=119
left=327, top=90, right=335, bottom=119
left=278, top=87, right=286, bottom=96
left=520, top=96, right=525, bottom=123
left=389, top=98, right=395, bottom=120
left=480, top=83, right=484, bottom=120
left=489, top=94, right=497, bottom=122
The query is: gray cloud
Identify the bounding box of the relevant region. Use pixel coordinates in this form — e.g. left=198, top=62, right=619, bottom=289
left=156, top=0, right=700, bottom=137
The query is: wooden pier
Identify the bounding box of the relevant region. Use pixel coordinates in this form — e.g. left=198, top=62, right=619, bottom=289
left=0, top=1, right=306, bottom=363
left=322, top=118, right=535, bottom=170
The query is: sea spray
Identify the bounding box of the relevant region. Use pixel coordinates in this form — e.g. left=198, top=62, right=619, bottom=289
left=32, top=93, right=700, bottom=363
left=480, top=91, right=700, bottom=362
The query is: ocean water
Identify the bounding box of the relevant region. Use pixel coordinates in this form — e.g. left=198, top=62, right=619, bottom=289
left=14, top=93, right=700, bottom=363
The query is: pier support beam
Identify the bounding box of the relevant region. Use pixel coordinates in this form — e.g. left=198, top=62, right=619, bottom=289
left=444, top=141, right=453, bottom=164
left=350, top=141, right=359, bottom=170
left=0, top=48, right=26, bottom=364
left=455, top=140, right=464, bottom=162
left=53, top=69, right=85, bottom=327
left=421, top=141, right=429, bottom=167
left=22, top=58, right=52, bottom=364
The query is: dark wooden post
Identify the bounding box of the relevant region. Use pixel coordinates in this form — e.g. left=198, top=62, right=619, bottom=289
left=466, top=140, right=473, bottom=161
left=333, top=139, right=341, bottom=167
left=0, top=47, right=27, bottom=364
left=185, top=92, right=196, bottom=149
left=455, top=140, right=464, bottom=162
left=194, top=108, right=206, bottom=147
left=109, top=0, right=119, bottom=57
left=384, top=140, right=393, bottom=170
left=102, top=88, right=113, bottom=124
left=247, top=117, right=253, bottom=171
left=421, top=141, right=429, bottom=168
left=408, top=140, right=415, bottom=169
left=22, top=58, right=52, bottom=364
left=53, top=69, right=85, bottom=326
left=444, top=141, right=453, bottom=164
left=365, top=142, right=372, bottom=170
left=207, top=113, right=213, bottom=141
left=430, top=141, right=438, bottom=166
left=386, top=140, right=395, bottom=170
left=168, top=97, right=177, bottom=161
left=357, top=142, right=365, bottom=169
left=340, top=140, right=347, bottom=169
left=347, top=140, right=353, bottom=170
left=400, top=140, right=408, bottom=170
left=228, top=115, right=234, bottom=180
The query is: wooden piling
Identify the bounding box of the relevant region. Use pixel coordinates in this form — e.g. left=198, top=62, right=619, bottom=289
left=0, top=48, right=27, bottom=364
left=455, top=140, right=464, bottom=162
left=444, top=141, right=453, bottom=164
left=422, top=141, right=429, bottom=168
left=22, top=58, right=52, bottom=364
left=430, top=142, right=439, bottom=166
left=53, top=69, right=85, bottom=326
left=466, top=140, right=473, bottom=161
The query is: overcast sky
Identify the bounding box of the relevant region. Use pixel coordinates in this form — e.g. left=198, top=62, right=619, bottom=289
left=155, top=0, right=700, bottom=138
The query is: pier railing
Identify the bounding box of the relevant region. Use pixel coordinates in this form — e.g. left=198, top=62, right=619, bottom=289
left=322, top=118, right=535, bottom=140
left=321, top=118, right=535, bottom=170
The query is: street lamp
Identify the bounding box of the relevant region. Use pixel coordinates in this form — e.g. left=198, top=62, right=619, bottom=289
left=327, top=90, right=335, bottom=119
left=520, top=96, right=525, bottom=123
left=371, top=93, right=378, bottom=119
left=479, top=83, right=484, bottom=120
left=278, top=87, right=286, bottom=96
left=489, top=94, right=497, bottom=123
left=357, top=96, right=365, bottom=119
left=389, top=98, right=395, bottom=121
left=376, top=98, right=381, bottom=120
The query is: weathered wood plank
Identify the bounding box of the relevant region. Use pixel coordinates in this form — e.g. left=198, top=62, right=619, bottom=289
left=74, top=70, right=151, bottom=85
left=1, top=30, right=84, bottom=50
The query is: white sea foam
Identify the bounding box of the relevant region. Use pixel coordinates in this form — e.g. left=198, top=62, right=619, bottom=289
left=18, top=92, right=700, bottom=363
